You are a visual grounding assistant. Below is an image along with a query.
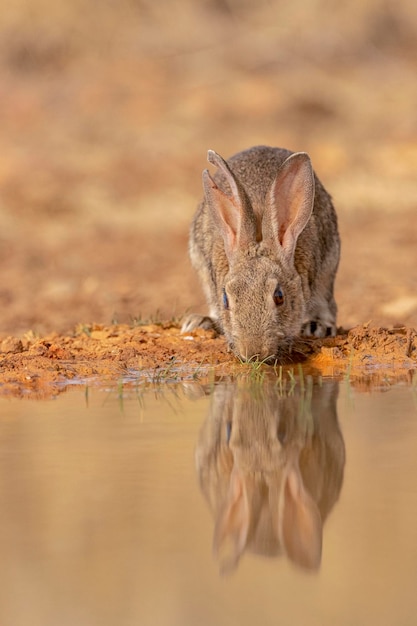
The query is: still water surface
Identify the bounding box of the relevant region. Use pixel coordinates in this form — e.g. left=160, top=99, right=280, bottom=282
left=0, top=380, right=416, bottom=626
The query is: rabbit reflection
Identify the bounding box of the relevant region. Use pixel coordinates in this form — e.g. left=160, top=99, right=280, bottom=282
left=196, top=381, right=345, bottom=573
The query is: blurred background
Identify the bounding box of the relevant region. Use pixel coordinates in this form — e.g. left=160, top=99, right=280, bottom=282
left=0, top=0, right=416, bottom=335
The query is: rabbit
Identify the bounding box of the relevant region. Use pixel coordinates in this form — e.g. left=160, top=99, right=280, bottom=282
left=181, top=146, right=340, bottom=362
left=195, top=380, right=345, bottom=573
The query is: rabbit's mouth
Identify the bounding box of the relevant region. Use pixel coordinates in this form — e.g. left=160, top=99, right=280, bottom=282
left=230, top=337, right=308, bottom=365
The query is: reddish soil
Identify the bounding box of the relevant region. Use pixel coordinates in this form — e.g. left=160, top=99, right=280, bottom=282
left=0, top=323, right=415, bottom=398
left=0, top=1, right=416, bottom=396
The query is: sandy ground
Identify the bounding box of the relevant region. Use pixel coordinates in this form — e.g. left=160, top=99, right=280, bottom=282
left=0, top=0, right=416, bottom=396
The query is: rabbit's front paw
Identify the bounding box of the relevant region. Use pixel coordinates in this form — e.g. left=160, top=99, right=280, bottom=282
left=302, top=320, right=336, bottom=338
left=181, top=314, right=218, bottom=334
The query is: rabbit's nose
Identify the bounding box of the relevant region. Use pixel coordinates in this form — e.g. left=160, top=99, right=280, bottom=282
left=236, top=340, right=263, bottom=363
left=237, top=341, right=277, bottom=364
left=236, top=344, right=256, bottom=362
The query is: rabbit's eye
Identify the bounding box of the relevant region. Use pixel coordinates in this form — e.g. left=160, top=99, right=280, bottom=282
left=273, top=285, right=284, bottom=306
left=222, top=288, right=229, bottom=309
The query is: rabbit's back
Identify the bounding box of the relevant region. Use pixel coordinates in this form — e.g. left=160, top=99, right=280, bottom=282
left=215, top=146, right=294, bottom=207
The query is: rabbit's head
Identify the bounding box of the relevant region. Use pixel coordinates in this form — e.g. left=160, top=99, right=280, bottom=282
left=204, top=150, right=315, bottom=362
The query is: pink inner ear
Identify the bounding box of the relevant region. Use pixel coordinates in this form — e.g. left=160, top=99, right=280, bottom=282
left=212, top=186, right=240, bottom=253
left=267, top=153, right=315, bottom=256
left=278, top=220, right=289, bottom=247
left=203, top=169, right=240, bottom=255
left=217, top=192, right=240, bottom=247
left=203, top=165, right=258, bottom=259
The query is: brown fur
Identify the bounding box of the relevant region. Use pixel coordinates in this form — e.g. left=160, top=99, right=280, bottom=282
left=182, top=146, right=340, bottom=362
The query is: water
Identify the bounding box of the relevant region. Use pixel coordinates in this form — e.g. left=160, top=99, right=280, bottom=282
left=0, top=379, right=417, bottom=626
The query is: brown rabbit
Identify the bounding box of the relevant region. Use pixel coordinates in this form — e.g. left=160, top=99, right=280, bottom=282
left=196, top=381, right=345, bottom=574
left=182, top=146, right=340, bottom=362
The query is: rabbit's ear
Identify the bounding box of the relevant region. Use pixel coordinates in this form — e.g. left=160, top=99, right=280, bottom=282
left=213, top=467, right=250, bottom=573
left=263, top=152, right=315, bottom=259
left=278, top=454, right=322, bottom=570
left=203, top=150, right=256, bottom=260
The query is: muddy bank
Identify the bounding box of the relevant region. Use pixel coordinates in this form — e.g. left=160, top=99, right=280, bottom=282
left=0, top=322, right=415, bottom=398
